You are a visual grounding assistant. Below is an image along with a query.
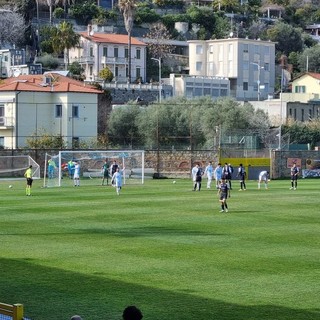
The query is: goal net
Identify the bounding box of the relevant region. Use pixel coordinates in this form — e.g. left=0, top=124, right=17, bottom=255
left=43, top=150, right=145, bottom=187
left=0, top=155, right=40, bottom=180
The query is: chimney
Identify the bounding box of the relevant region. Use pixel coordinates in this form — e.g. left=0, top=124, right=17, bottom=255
left=87, top=24, right=93, bottom=36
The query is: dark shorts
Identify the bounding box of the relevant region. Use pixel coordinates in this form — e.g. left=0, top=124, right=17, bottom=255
left=103, top=172, right=109, bottom=178
left=196, top=176, right=202, bottom=182
left=291, top=175, right=298, bottom=181
left=26, top=178, right=33, bottom=186
left=220, top=193, right=227, bottom=201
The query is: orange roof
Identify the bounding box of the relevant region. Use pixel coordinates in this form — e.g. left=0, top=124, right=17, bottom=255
left=79, top=32, right=147, bottom=46
left=0, top=73, right=103, bottom=94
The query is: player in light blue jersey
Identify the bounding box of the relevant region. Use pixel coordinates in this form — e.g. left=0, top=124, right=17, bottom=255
left=204, top=161, right=214, bottom=189
left=213, top=163, right=223, bottom=189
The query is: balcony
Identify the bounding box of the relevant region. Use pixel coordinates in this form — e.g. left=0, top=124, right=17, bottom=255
left=74, top=56, right=95, bottom=64
left=101, top=57, right=129, bottom=65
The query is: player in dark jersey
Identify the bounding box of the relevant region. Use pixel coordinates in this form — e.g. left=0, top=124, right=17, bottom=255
left=290, top=163, right=299, bottom=190
left=218, top=178, right=230, bottom=213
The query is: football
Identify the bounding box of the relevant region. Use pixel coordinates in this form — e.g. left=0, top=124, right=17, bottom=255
left=173, top=180, right=176, bottom=184
left=9, top=185, right=13, bottom=188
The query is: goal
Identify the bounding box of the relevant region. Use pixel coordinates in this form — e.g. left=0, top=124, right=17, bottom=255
left=0, top=155, right=40, bottom=180
left=43, top=150, right=145, bottom=187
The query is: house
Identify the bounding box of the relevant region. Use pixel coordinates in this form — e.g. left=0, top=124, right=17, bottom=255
left=68, top=26, right=147, bottom=83
left=188, top=37, right=276, bottom=101
left=0, top=72, right=103, bottom=149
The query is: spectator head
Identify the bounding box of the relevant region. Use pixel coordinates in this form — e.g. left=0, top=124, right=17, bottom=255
left=122, top=306, right=143, bottom=320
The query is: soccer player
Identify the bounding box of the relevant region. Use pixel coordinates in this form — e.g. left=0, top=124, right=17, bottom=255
left=101, top=159, right=110, bottom=186
left=222, top=163, right=233, bottom=190
left=110, top=160, right=119, bottom=180
left=111, top=166, right=125, bottom=195
left=73, top=161, right=80, bottom=187
left=258, top=170, right=269, bottom=189
left=204, top=161, right=214, bottom=189
left=24, top=165, right=33, bottom=196
left=237, top=163, right=246, bottom=191
left=218, top=178, right=230, bottom=213
left=290, top=163, right=299, bottom=190
left=213, top=162, right=222, bottom=189
left=47, top=159, right=56, bottom=179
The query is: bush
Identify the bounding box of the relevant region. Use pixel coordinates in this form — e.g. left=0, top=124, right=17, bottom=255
left=36, top=54, right=60, bottom=70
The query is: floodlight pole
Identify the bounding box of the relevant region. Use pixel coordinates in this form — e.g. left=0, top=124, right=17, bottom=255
left=151, top=57, right=161, bottom=103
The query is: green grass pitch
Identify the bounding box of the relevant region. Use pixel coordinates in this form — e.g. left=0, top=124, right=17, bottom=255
left=0, top=178, right=319, bottom=320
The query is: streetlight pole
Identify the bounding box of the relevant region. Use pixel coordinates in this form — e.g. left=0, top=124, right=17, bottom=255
left=151, top=57, right=161, bottom=103
left=251, top=61, right=264, bottom=101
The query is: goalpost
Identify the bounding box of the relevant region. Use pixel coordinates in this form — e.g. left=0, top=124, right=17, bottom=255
left=0, top=155, right=40, bottom=180
left=44, top=150, right=145, bottom=187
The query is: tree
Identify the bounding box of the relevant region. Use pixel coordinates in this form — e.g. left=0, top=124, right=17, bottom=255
left=26, top=129, right=66, bottom=149
left=298, top=45, right=320, bottom=73
left=0, top=7, right=26, bottom=48
left=119, top=0, right=137, bottom=83
left=267, top=21, right=304, bottom=57
left=107, top=105, right=142, bottom=148
left=68, top=61, right=84, bottom=80
left=145, top=22, right=174, bottom=60
left=51, top=21, right=80, bottom=68
left=99, top=67, right=114, bottom=83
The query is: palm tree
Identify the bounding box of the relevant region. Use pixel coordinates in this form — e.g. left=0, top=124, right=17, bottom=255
left=119, top=0, right=137, bottom=83
left=51, top=21, right=80, bottom=69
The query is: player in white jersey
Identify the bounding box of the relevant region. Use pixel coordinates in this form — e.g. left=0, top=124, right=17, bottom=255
left=204, top=161, right=214, bottom=189
left=258, top=170, right=269, bottom=189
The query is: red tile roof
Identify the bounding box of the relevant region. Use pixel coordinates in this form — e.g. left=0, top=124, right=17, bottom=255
left=0, top=73, right=103, bottom=93
left=79, top=32, right=147, bottom=46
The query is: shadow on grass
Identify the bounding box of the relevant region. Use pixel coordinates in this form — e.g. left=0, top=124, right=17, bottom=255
left=1, top=258, right=319, bottom=320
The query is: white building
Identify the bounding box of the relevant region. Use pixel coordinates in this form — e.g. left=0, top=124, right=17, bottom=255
left=68, top=26, right=147, bottom=83
left=167, top=73, right=230, bottom=99
left=0, top=72, right=103, bottom=149
left=188, top=38, right=276, bottom=101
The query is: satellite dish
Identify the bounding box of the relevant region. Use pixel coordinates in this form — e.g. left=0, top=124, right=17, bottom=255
left=13, top=69, right=21, bottom=77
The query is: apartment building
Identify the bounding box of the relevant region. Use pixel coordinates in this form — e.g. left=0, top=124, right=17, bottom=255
left=68, top=26, right=147, bottom=83
left=188, top=38, right=276, bottom=101
left=0, top=73, right=102, bottom=149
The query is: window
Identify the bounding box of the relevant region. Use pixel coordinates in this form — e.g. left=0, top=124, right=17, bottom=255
left=309, top=109, right=312, bottom=120
left=196, top=45, right=203, bottom=54
left=115, top=66, right=119, bottom=77
left=196, top=61, right=202, bottom=72
left=89, top=66, right=93, bottom=76
left=0, top=137, right=4, bottom=148
left=264, top=46, right=270, bottom=54
left=289, top=108, right=292, bottom=117
left=72, top=105, right=79, bottom=118
left=294, top=109, right=297, bottom=120
left=136, top=48, right=141, bottom=59
left=254, top=45, right=260, bottom=54
left=243, top=82, right=248, bottom=91
left=243, top=61, right=249, bottom=70
left=301, top=109, right=304, bottom=121
left=114, top=47, right=118, bottom=58
left=295, top=86, right=306, bottom=93
left=89, top=47, right=94, bottom=57
left=243, top=44, right=248, bottom=53
left=55, top=104, right=62, bottom=118
left=208, top=62, right=214, bottom=73
left=209, top=45, right=214, bottom=54
left=103, top=47, right=108, bottom=57
left=125, top=48, right=129, bottom=58
left=0, top=105, right=4, bottom=125
left=126, top=67, right=128, bottom=77
left=136, top=67, right=141, bottom=79
left=264, top=63, right=269, bottom=71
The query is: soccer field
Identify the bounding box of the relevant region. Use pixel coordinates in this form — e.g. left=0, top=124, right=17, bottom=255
left=0, top=178, right=319, bottom=320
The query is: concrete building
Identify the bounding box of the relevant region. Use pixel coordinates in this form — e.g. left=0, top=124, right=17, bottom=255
left=0, top=73, right=103, bottom=149
left=68, top=26, right=147, bottom=83
left=188, top=38, right=276, bottom=101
